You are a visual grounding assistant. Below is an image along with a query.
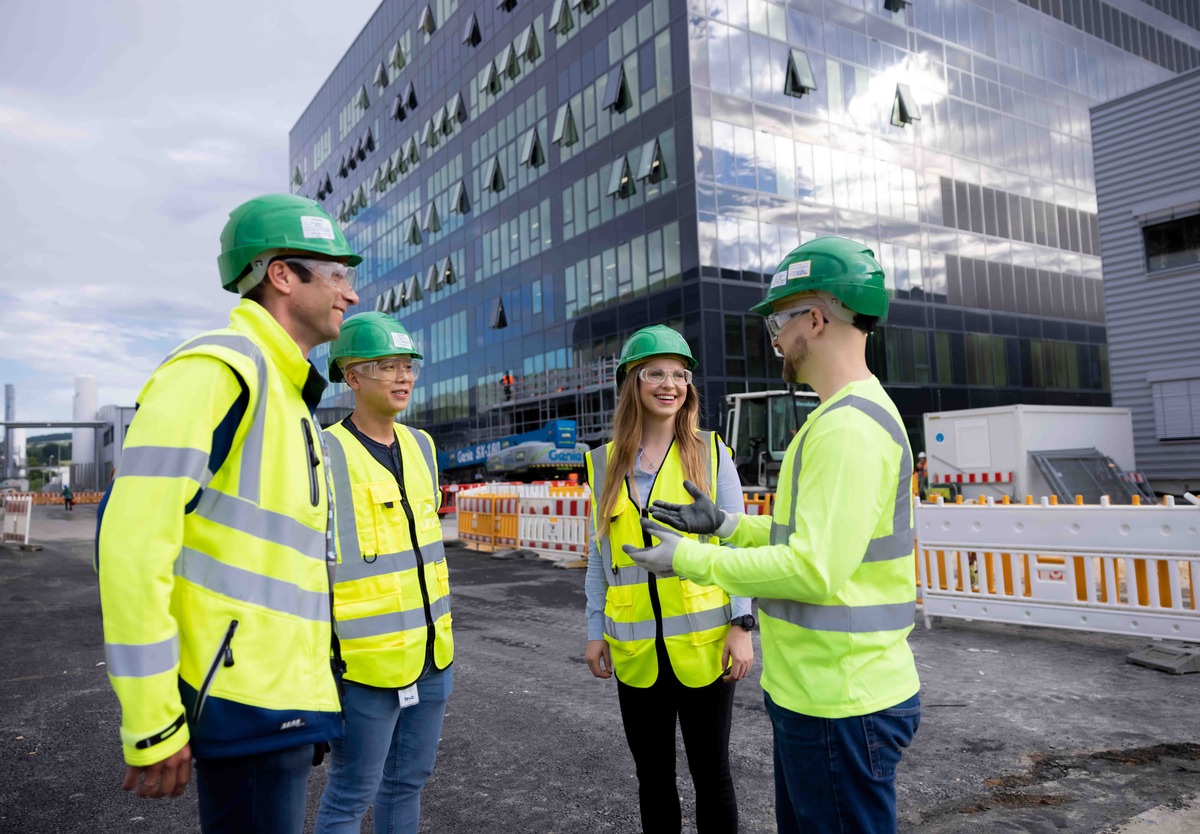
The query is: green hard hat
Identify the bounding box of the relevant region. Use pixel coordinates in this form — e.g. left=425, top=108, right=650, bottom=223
left=750, top=236, right=888, bottom=319
left=217, top=194, right=362, bottom=293
left=616, top=325, right=697, bottom=385
left=328, top=312, right=422, bottom=382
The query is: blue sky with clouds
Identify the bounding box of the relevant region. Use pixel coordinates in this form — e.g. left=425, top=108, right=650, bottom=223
left=0, top=0, right=380, bottom=421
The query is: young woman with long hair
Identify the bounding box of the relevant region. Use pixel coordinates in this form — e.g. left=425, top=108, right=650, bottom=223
left=584, top=325, right=754, bottom=834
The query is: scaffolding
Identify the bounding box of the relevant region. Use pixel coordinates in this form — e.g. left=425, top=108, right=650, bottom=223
left=474, top=358, right=619, bottom=445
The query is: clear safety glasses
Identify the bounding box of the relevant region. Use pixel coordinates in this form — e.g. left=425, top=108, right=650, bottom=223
left=283, top=258, right=357, bottom=292
left=347, top=358, right=422, bottom=382
left=765, top=306, right=815, bottom=341
left=637, top=367, right=693, bottom=386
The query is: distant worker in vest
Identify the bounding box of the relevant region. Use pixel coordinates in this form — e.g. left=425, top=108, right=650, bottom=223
left=584, top=325, right=753, bottom=834
left=630, top=237, right=920, bottom=834
left=62, top=483, right=74, bottom=511
left=502, top=371, right=514, bottom=400
left=96, top=194, right=360, bottom=832
left=916, top=451, right=929, bottom=500
left=315, top=312, right=453, bottom=834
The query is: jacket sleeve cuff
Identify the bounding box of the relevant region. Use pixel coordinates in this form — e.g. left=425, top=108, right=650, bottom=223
left=715, top=512, right=741, bottom=540
left=122, top=713, right=190, bottom=767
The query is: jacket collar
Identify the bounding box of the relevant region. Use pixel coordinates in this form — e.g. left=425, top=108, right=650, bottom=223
left=228, top=299, right=327, bottom=405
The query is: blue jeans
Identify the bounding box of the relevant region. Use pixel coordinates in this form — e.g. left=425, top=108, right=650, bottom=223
left=765, top=691, right=920, bottom=834
left=195, top=744, right=312, bottom=834
left=315, top=666, right=453, bottom=834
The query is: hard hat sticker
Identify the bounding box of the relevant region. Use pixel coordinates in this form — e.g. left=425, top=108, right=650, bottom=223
left=301, top=216, right=336, bottom=240
left=787, top=260, right=812, bottom=280
left=770, top=270, right=788, bottom=288
left=392, top=332, right=414, bottom=349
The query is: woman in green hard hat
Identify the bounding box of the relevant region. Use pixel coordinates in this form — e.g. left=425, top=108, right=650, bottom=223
left=583, top=325, right=753, bottom=834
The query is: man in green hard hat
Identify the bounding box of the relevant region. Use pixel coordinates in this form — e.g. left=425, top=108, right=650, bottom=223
left=315, top=312, right=453, bottom=834
left=96, top=194, right=360, bottom=833
left=628, top=236, right=920, bottom=833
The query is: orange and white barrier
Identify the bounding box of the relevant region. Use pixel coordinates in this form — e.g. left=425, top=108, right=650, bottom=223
left=916, top=495, right=1199, bottom=640
left=5, top=490, right=104, bottom=506
left=518, top=495, right=590, bottom=562
left=743, top=493, right=774, bottom=516
left=2, top=495, right=33, bottom=546
left=456, top=484, right=591, bottom=562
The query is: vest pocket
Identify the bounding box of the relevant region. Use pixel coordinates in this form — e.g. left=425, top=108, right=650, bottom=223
left=359, top=480, right=403, bottom=555
left=679, top=580, right=729, bottom=646
left=603, top=588, right=638, bottom=656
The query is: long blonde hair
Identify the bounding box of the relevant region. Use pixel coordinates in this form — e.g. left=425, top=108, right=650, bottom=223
left=596, top=360, right=709, bottom=537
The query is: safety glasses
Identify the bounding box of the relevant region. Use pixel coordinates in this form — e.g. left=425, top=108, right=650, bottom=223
left=765, top=306, right=815, bottom=341
left=637, top=367, right=693, bottom=386
left=283, top=258, right=357, bottom=292
left=346, top=358, right=421, bottom=382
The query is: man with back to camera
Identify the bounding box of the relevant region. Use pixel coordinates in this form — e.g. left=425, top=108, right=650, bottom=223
left=96, top=194, right=360, bottom=833
left=626, top=236, right=920, bottom=834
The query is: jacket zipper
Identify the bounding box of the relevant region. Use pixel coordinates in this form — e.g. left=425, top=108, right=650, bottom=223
left=302, top=418, right=320, bottom=507
left=193, top=619, right=238, bottom=725
left=392, top=446, right=437, bottom=676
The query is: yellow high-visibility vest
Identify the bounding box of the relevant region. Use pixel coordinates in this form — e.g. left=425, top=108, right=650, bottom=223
left=587, top=432, right=730, bottom=688
left=323, top=421, right=453, bottom=688
left=98, top=300, right=341, bottom=765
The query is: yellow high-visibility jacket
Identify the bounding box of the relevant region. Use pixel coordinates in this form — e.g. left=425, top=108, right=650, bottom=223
left=322, top=421, right=453, bottom=688
left=587, top=431, right=731, bottom=688
left=97, top=300, right=341, bottom=765
left=674, top=377, right=920, bottom=717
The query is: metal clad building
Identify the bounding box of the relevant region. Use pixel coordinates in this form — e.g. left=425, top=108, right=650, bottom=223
left=1091, top=67, right=1200, bottom=495
left=289, top=0, right=1200, bottom=463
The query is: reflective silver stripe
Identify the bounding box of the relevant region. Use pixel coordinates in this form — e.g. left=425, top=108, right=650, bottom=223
left=403, top=426, right=438, bottom=490
left=104, top=635, right=180, bottom=678
left=335, top=549, right=419, bottom=583
left=822, top=397, right=913, bottom=563
left=608, top=564, right=648, bottom=587
left=116, top=446, right=212, bottom=486
left=779, top=396, right=912, bottom=563
left=175, top=547, right=330, bottom=622
left=759, top=598, right=916, bottom=633
left=164, top=333, right=268, bottom=504
left=336, top=594, right=452, bottom=641
left=194, top=488, right=325, bottom=559
left=605, top=603, right=731, bottom=642
left=323, top=431, right=363, bottom=565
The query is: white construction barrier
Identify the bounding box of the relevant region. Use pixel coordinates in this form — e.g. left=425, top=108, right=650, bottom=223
left=2, top=495, right=33, bottom=547
left=518, top=495, right=590, bottom=562
left=916, top=498, right=1199, bottom=641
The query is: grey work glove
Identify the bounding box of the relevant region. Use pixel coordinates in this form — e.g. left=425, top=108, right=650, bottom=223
left=621, top=518, right=685, bottom=578
left=650, top=480, right=739, bottom=538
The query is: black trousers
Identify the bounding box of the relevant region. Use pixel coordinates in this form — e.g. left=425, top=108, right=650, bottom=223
left=616, top=664, right=738, bottom=834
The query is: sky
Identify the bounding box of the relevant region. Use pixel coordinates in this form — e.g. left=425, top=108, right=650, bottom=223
left=0, top=0, right=382, bottom=422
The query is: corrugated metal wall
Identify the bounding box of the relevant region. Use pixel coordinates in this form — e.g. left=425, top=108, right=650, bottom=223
left=1091, top=68, right=1200, bottom=489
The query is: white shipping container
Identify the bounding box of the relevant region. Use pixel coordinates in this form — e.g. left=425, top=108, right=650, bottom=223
left=922, top=405, right=1137, bottom=502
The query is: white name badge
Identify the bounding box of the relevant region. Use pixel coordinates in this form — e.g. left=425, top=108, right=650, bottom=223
left=398, top=684, right=420, bottom=709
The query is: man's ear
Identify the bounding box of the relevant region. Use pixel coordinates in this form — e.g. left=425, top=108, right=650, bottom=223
left=263, top=260, right=294, bottom=296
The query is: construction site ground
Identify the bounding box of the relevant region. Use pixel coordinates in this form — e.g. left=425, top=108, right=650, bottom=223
left=1, top=504, right=1197, bottom=833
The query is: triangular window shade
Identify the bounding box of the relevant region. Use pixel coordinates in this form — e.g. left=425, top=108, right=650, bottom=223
left=481, top=61, right=502, bottom=95
left=382, top=155, right=395, bottom=183
left=884, top=0, right=909, bottom=11
left=336, top=200, right=347, bottom=221
left=347, top=152, right=358, bottom=171
left=463, top=14, right=482, bottom=46
left=432, top=108, right=446, bottom=136
left=355, top=135, right=367, bottom=161
left=292, top=166, right=303, bottom=186
left=425, top=263, right=443, bottom=293
left=636, top=138, right=667, bottom=182
left=418, top=6, right=436, bottom=34
left=602, top=64, right=631, bottom=113
left=451, top=180, right=471, bottom=214
left=606, top=156, right=635, bottom=198
left=498, top=0, right=517, bottom=11
left=377, top=286, right=394, bottom=312
left=368, top=171, right=380, bottom=193
left=389, top=41, right=407, bottom=70
left=405, top=274, right=423, bottom=305
left=784, top=49, right=817, bottom=98
left=552, top=102, right=578, bottom=146
left=364, top=128, right=375, bottom=153
left=373, top=62, right=389, bottom=90
left=891, top=83, right=922, bottom=126
left=516, top=25, right=541, bottom=62
left=483, top=157, right=505, bottom=193
left=520, top=127, right=545, bottom=168
left=422, top=119, right=439, bottom=148
left=489, top=297, right=508, bottom=329
left=355, top=84, right=370, bottom=109
left=406, top=137, right=420, bottom=164
left=338, top=155, right=348, bottom=178
left=423, top=202, right=441, bottom=233
left=404, top=82, right=418, bottom=110
left=441, top=105, right=455, bottom=135
left=357, top=184, right=369, bottom=208
left=500, top=44, right=519, bottom=79
left=549, top=0, right=573, bottom=35
left=443, top=256, right=457, bottom=285
left=323, top=173, right=332, bottom=194
left=391, top=95, right=406, bottom=121
left=395, top=147, right=409, bottom=174
left=406, top=215, right=422, bottom=245
left=389, top=149, right=403, bottom=179
left=573, top=0, right=599, bottom=13
left=449, top=92, right=467, bottom=123
left=376, top=166, right=389, bottom=192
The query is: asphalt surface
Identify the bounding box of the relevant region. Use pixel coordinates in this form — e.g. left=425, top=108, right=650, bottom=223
left=1, top=504, right=1197, bottom=833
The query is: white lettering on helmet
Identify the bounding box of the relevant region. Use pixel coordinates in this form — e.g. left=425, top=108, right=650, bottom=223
left=300, top=216, right=336, bottom=240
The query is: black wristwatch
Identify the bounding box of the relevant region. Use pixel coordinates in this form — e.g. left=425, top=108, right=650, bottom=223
left=730, top=615, right=757, bottom=632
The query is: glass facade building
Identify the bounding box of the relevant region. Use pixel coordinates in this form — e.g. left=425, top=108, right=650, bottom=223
left=289, top=0, right=1200, bottom=458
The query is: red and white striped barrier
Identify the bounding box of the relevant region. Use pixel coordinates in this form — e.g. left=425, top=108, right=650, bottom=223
left=934, top=471, right=1013, bottom=484
left=517, top=495, right=590, bottom=562
left=3, top=495, right=33, bottom=546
